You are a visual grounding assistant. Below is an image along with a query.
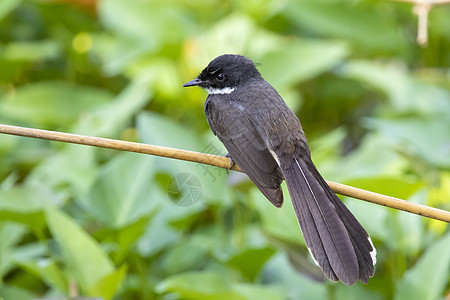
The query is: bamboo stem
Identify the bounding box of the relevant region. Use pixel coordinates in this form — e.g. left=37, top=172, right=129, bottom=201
left=1, top=124, right=449, bottom=223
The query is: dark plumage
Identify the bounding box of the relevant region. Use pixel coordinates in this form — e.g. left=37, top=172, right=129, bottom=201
left=183, top=54, right=376, bottom=285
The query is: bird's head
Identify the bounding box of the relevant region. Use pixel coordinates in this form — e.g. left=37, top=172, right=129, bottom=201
left=183, top=54, right=261, bottom=94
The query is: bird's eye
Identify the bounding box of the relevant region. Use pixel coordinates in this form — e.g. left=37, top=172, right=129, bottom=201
left=216, top=73, right=225, bottom=82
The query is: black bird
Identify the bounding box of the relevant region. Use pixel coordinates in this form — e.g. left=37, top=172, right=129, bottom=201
left=183, top=54, right=376, bottom=285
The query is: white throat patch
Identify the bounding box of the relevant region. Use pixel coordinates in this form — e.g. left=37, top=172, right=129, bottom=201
left=205, top=87, right=235, bottom=95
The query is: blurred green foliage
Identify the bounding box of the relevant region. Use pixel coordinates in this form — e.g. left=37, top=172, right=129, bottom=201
left=0, top=0, right=449, bottom=299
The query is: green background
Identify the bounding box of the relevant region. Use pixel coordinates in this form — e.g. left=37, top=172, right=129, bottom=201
left=0, top=0, right=449, bottom=299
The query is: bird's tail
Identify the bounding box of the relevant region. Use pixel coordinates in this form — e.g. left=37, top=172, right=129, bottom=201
left=280, top=154, right=376, bottom=285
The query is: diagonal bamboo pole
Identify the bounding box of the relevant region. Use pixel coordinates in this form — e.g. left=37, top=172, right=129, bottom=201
left=0, top=124, right=449, bottom=223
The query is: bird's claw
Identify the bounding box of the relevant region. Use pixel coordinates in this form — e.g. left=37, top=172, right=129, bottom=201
left=225, top=153, right=234, bottom=174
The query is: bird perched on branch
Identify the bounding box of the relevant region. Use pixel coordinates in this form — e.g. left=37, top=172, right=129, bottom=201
left=183, top=54, right=376, bottom=285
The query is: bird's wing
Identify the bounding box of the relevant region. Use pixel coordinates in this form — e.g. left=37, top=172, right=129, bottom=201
left=205, top=97, right=284, bottom=207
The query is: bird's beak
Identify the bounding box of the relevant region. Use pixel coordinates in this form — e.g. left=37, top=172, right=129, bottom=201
left=183, top=78, right=203, bottom=87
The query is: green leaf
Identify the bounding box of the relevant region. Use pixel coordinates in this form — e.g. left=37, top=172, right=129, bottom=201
left=336, top=283, right=384, bottom=300
left=257, top=39, right=349, bottom=89
left=189, top=14, right=257, bottom=65
left=0, top=211, right=45, bottom=230
left=99, top=0, right=192, bottom=43
left=0, top=40, right=60, bottom=61
left=87, top=265, right=127, bottom=300
left=319, top=133, right=409, bottom=183
left=253, top=187, right=303, bottom=245
left=0, top=223, right=27, bottom=277
left=79, top=152, right=159, bottom=228
left=0, top=0, right=22, bottom=21
left=344, top=176, right=424, bottom=200
left=97, top=0, right=193, bottom=74
left=136, top=215, right=178, bottom=257
left=160, top=237, right=210, bottom=275
left=10, top=242, right=46, bottom=264
left=0, top=284, right=35, bottom=300
left=0, top=81, right=113, bottom=128
left=156, top=271, right=246, bottom=300
left=107, top=215, right=154, bottom=263
left=227, top=247, right=275, bottom=281
left=367, top=118, right=450, bottom=168
left=17, top=259, right=68, bottom=293
left=283, top=1, right=406, bottom=52
left=71, top=74, right=153, bottom=137
left=0, top=185, right=62, bottom=229
left=263, top=253, right=328, bottom=299
left=45, top=208, right=115, bottom=292
left=394, top=232, right=450, bottom=300
left=233, top=284, right=284, bottom=300
left=0, top=185, right=62, bottom=212
left=338, top=61, right=450, bottom=115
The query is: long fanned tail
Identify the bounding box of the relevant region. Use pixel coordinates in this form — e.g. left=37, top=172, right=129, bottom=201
left=280, top=154, right=375, bottom=285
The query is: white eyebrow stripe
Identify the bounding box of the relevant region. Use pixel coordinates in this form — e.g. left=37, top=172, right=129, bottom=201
left=209, top=68, right=221, bottom=74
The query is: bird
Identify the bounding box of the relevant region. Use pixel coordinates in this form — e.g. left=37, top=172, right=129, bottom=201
left=183, top=54, right=376, bottom=285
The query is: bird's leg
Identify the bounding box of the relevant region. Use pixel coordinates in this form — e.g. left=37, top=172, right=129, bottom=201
left=225, top=153, right=234, bottom=174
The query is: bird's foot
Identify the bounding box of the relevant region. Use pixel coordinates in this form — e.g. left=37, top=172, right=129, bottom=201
left=225, top=153, right=234, bottom=174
